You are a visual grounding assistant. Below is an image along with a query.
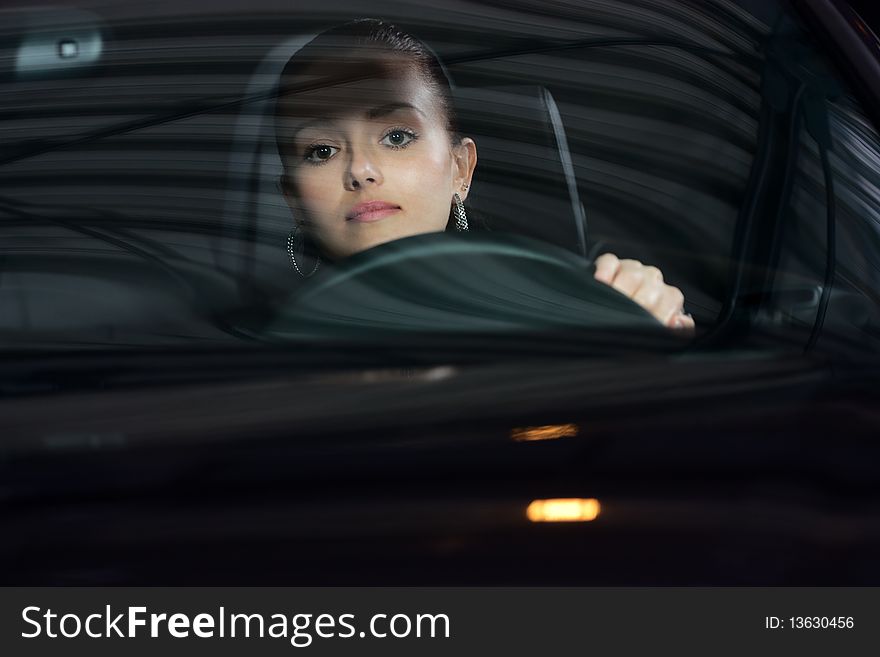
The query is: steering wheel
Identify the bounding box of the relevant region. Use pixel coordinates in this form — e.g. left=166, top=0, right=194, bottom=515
left=262, top=232, right=664, bottom=339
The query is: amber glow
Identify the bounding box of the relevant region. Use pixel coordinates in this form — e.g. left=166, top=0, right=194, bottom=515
left=511, top=423, right=579, bottom=442
left=527, top=498, right=600, bottom=522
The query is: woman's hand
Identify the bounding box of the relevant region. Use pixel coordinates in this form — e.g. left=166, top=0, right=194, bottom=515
left=593, top=253, right=695, bottom=331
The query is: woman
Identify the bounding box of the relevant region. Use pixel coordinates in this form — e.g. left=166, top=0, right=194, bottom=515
left=274, top=19, right=695, bottom=330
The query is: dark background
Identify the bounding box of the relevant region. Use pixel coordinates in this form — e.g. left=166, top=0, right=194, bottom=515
left=847, top=0, right=880, bottom=32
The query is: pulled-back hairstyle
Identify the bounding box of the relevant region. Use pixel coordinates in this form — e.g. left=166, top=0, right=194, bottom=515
left=274, top=18, right=460, bottom=166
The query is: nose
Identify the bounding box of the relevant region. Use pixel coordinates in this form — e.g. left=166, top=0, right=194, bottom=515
left=345, top=145, right=383, bottom=191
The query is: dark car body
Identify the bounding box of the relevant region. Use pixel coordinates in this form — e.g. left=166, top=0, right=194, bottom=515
left=2, top=0, right=880, bottom=584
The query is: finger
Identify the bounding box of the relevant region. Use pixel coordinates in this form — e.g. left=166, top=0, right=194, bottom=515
left=593, top=252, right=620, bottom=285
left=655, top=286, right=686, bottom=327
left=608, top=259, right=647, bottom=298
left=672, top=312, right=696, bottom=332
left=632, top=277, right=664, bottom=313
left=643, top=265, right=663, bottom=284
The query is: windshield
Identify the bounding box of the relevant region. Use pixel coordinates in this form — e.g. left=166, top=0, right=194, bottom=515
left=2, top=0, right=879, bottom=358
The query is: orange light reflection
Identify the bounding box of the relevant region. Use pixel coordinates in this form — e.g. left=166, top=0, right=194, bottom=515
left=527, top=498, right=600, bottom=522
left=511, top=423, right=579, bottom=442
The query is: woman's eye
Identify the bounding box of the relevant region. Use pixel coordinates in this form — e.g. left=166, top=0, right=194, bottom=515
left=304, top=144, right=339, bottom=163
left=381, top=130, right=416, bottom=148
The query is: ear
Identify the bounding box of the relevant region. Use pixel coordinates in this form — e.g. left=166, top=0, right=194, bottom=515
left=452, top=137, right=477, bottom=200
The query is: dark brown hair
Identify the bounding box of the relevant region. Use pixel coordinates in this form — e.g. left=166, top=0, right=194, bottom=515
left=274, top=18, right=460, bottom=166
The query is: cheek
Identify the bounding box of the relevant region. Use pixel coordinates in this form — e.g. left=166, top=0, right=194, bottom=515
left=399, top=144, right=455, bottom=224
left=291, top=169, right=341, bottom=223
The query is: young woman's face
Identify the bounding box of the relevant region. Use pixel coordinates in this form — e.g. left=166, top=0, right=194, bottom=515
left=278, top=55, right=476, bottom=260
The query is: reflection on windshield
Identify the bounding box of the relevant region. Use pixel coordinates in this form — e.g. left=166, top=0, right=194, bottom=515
left=1, top=0, right=878, bottom=356
left=510, top=424, right=579, bottom=442
left=527, top=498, right=601, bottom=523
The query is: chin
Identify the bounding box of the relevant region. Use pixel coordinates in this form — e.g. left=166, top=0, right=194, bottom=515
left=355, top=234, right=403, bottom=254
left=347, top=229, right=418, bottom=255
left=335, top=222, right=446, bottom=259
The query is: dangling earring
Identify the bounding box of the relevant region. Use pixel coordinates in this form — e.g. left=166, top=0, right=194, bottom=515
left=287, top=225, right=320, bottom=278
left=453, top=191, right=468, bottom=232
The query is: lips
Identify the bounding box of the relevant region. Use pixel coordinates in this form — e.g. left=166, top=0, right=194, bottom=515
left=346, top=200, right=401, bottom=223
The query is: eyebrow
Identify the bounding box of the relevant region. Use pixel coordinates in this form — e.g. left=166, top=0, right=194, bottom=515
left=290, top=102, right=426, bottom=137
left=365, top=102, right=426, bottom=120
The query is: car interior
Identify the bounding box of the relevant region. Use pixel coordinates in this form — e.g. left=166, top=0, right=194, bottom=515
left=0, top=0, right=879, bottom=354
